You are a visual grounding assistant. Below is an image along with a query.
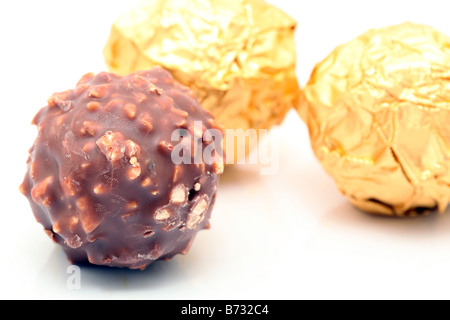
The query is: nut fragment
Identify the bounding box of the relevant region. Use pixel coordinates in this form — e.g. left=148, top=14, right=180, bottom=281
left=76, top=197, right=88, bottom=211
left=172, top=108, right=189, bottom=118
left=158, top=140, right=173, bottom=153
left=82, top=141, right=96, bottom=153
left=186, top=195, right=209, bottom=229
left=123, top=103, right=137, bottom=119
left=125, top=140, right=140, bottom=158
left=31, top=176, right=53, bottom=205
left=127, top=162, right=141, bottom=180
left=126, top=201, right=138, bottom=211
left=141, top=177, right=151, bottom=187
left=172, top=165, right=182, bottom=182
left=48, top=90, right=72, bottom=111
left=139, top=113, right=153, bottom=133
left=154, top=208, right=171, bottom=221
left=96, top=131, right=126, bottom=161
left=88, top=84, right=108, bottom=99
left=62, top=176, right=79, bottom=196
left=77, top=72, right=95, bottom=85
left=80, top=121, right=100, bottom=136
left=121, top=211, right=138, bottom=222
left=212, top=161, right=224, bottom=175
left=93, top=183, right=107, bottom=195
left=105, top=98, right=125, bottom=111
left=68, top=216, right=79, bottom=231
left=86, top=101, right=101, bottom=112
left=134, top=92, right=147, bottom=103
left=66, top=235, right=82, bottom=249
left=170, top=184, right=187, bottom=204
left=149, top=83, right=163, bottom=95
left=52, top=221, right=61, bottom=233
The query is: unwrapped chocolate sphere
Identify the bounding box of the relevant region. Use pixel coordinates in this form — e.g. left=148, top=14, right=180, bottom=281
left=103, top=0, right=300, bottom=158
left=20, top=67, right=224, bottom=269
left=299, top=22, right=450, bottom=216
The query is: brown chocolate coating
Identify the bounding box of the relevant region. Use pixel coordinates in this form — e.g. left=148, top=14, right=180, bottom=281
left=20, top=67, right=223, bottom=270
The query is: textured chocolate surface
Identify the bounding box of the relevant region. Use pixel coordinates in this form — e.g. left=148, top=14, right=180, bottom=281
left=20, top=67, right=223, bottom=269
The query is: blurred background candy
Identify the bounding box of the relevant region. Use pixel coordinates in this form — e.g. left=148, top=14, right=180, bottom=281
left=299, top=22, right=450, bottom=216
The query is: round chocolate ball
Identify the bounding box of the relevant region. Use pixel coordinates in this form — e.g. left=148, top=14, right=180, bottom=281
left=20, top=67, right=224, bottom=269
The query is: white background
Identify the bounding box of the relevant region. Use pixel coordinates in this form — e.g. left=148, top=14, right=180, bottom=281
left=1, top=0, right=449, bottom=300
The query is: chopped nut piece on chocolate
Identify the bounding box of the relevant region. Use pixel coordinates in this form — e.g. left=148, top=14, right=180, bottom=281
left=187, top=195, right=209, bottom=229
left=170, top=184, right=187, bottom=204
left=154, top=208, right=171, bottom=222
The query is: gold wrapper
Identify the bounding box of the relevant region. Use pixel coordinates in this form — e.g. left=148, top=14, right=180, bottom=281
left=103, top=0, right=300, bottom=159
left=300, top=22, right=450, bottom=216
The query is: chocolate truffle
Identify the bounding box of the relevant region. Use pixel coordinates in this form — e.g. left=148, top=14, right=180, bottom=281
left=299, top=22, right=450, bottom=217
left=20, top=67, right=224, bottom=269
left=103, top=0, right=300, bottom=160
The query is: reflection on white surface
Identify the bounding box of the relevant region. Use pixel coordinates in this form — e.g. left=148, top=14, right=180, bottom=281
left=11, top=111, right=450, bottom=300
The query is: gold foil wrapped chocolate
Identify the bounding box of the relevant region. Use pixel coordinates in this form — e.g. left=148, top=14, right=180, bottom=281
left=300, top=22, right=450, bottom=216
left=104, top=0, right=300, bottom=159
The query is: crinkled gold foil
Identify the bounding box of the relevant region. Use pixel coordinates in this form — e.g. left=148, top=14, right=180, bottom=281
left=104, top=0, right=300, bottom=159
left=300, top=22, right=450, bottom=216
